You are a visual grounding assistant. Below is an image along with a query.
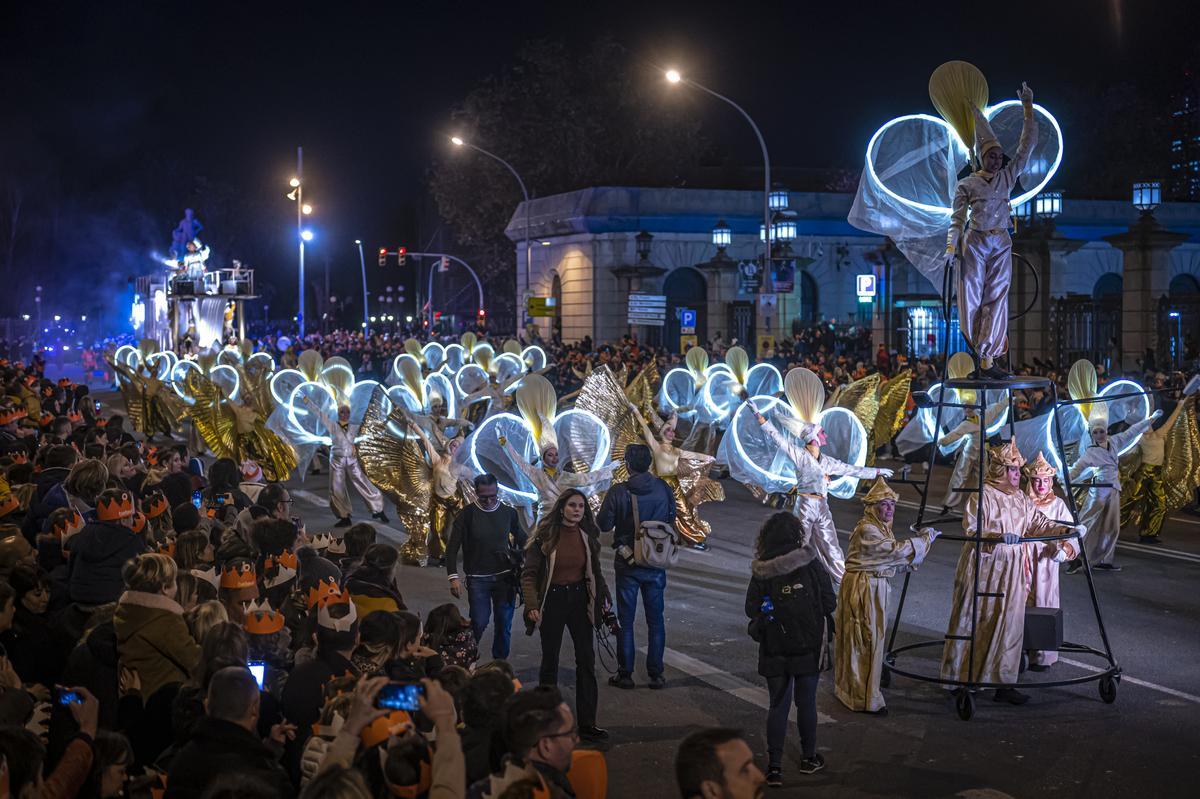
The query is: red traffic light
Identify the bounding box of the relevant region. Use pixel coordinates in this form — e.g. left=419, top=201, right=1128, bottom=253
left=477, top=308, right=486, bottom=317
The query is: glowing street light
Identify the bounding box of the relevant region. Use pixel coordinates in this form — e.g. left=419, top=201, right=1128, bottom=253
left=287, top=148, right=309, bottom=337
left=289, top=177, right=300, bottom=188
left=300, top=229, right=314, bottom=242
left=665, top=69, right=682, bottom=84
left=450, top=136, right=465, bottom=146
left=302, top=203, right=313, bottom=215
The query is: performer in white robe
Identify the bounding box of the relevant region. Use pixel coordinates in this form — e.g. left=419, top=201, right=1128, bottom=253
left=1022, top=452, right=1082, bottom=669
left=940, top=441, right=1077, bottom=704
left=946, top=83, right=1037, bottom=378
left=939, top=395, right=1007, bottom=509
left=1068, top=405, right=1159, bottom=571
left=301, top=397, right=387, bottom=526
left=834, top=478, right=940, bottom=713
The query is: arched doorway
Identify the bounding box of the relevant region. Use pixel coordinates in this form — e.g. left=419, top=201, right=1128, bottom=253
left=664, top=267, right=707, bottom=353
left=1093, top=272, right=1123, bottom=301
left=1170, top=274, right=1200, bottom=296
left=1166, top=273, right=1200, bottom=368
left=798, top=271, right=818, bottom=324
left=1092, top=272, right=1123, bottom=370
left=550, top=273, right=563, bottom=341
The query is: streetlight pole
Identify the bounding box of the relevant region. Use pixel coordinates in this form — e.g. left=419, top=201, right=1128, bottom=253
left=295, top=147, right=304, bottom=338
left=355, top=240, right=369, bottom=334
left=450, top=136, right=531, bottom=328
left=666, top=69, right=774, bottom=335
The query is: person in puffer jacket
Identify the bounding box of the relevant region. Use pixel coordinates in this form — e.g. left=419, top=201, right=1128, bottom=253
left=298, top=691, right=352, bottom=787
left=114, top=553, right=202, bottom=700
left=745, top=511, right=836, bottom=784
left=67, top=488, right=147, bottom=605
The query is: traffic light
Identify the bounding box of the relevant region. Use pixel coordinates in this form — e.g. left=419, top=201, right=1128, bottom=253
left=377, top=248, right=387, bottom=267
left=398, top=247, right=407, bottom=267
left=439, top=255, right=450, bottom=273
left=477, top=308, right=486, bottom=318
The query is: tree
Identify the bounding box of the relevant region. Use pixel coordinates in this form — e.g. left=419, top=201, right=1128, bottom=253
left=429, top=37, right=707, bottom=326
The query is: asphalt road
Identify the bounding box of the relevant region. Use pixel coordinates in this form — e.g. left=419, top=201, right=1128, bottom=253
left=280, top=459, right=1200, bottom=799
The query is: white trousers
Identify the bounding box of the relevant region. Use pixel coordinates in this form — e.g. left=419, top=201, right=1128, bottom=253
left=795, top=495, right=845, bottom=585
left=330, top=453, right=384, bottom=519
left=958, top=229, right=1012, bottom=361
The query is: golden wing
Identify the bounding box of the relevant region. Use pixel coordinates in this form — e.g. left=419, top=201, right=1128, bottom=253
left=574, top=367, right=641, bottom=484
left=1162, top=398, right=1200, bottom=514
left=625, top=361, right=663, bottom=429
left=237, top=362, right=276, bottom=419
left=830, top=372, right=882, bottom=432
left=872, top=369, right=913, bottom=449
left=109, top=359, right=146, bottom=433
left=357, top=387, right=433, bottom=532
left=185, top=371, right=238, bottom=461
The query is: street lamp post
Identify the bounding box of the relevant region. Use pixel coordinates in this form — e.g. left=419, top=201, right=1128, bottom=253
left=450, top=136, right=531, bottom=328
left=666, top=69, right=772, bottom=286
left=355, top=240, right=369, bottom=333
left=287, top=147, right=314, bottom=339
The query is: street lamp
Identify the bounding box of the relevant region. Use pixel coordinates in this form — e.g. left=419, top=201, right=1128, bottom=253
left=302, top=204, right=313, bottom=215
left=712, top=220, right=732, bottom=251
left=300, top=229, right=314, bottom=242
left=287, top=147, right=308, bottom=337
left=1132, top=181, right=1161, bottom=214
left=666, top=68, right=772, bottom=271
left=1035, top=191, right=1063, bottom=219
left=354, top=240, right=369, bottom=334
left=636, top=231, right=654, bottom=263
left=449, top=135, right=532, bottom=321
left=1169, top=310, right=1182, bottom=367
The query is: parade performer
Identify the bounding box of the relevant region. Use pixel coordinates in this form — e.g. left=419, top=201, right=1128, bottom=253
left=941, top=441, right=1079, bottom=704
left=1068, top=403, right=1159, bottom=572
left=749, top=368, right=892, bottom=584
left=300, top=394, right=388, bottom=527
left=946, top=82, right=1037, bottom=377
left=1022, top=452, right=1079, bottom=670
left=185, top=369, right=298, bottom=483
left=938, top=353, right=1007, bottom=510
left=1121, top=395, right=1199, bottom=544
left=834, top=478, right=940, bottom=714
left=498, top=374, right=616, bottom=525
left=659, top=347, right=719, bottom=454
left=109, top=340, right=182, bottom=439
left=400, top=408, right=470, bottom=565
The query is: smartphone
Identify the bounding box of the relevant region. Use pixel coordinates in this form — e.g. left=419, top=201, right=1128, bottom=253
left=375, top=681, right=424, bottom=712
left=56, top=689, right=83, bottom=706
left=248, top=662, right=266, bottom=690
left=191, top=490, right=203, bottom=509
left=216, top=494, right=226, bottom=506
left=94, top=400, right=101, bottom=412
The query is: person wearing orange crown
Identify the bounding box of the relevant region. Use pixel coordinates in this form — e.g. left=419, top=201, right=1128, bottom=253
left=1022, top=452, right=1080, bottom=671
left=244, top=598, right=293, bottom=695
left=218, top=558, right=260, bottom=623
left=66, top=488, right=146, bottom=605
left=281, top=589, right=361, bottom=743
left=940, top=441, right=1083, bottom=705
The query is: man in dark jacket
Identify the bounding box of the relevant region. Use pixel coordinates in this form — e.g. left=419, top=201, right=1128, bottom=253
left=66, top=492, right=146, bottom=605
left=165, top=666, right=295, bottom=799
left=596, top=444, right=676, bottom=690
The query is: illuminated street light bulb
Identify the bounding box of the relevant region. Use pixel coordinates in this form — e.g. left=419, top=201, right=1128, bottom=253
left=54, top=315, right=61, bottom=321
left=301, top=230, right=314, bottom=242
left=302, top=204, right=313, bottom=215
left=289, top=178, right=300, bottom=188
left=665, top=69, right=682, bottom=84
left=450, top=136, right=465, bottom=146
left=354, top=239, right=362, bottom=245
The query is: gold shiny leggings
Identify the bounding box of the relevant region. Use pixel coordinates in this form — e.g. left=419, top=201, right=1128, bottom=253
left=1121, top=464, right=1166, bottom=537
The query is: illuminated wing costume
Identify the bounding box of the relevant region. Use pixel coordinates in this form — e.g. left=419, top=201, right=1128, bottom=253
left=575, top=365, right=720, bottom=545
left=458, top=374, right=613, bottom=528
left=848, top=61, right=1062, bottom=302
left=456, top=343, right=525, bottom=425
left=183, top=369, right=297, bottom=482
left=683, top=346, right=784, bottom=454
left=717, top=368, right=888, bottom=582
left=1121, top=393, right=1200, bottom=538
left=109, top=339, right=184, bottom=437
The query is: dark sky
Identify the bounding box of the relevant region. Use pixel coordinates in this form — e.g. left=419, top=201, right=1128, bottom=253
left=2, top=0, right=1196, bottom=312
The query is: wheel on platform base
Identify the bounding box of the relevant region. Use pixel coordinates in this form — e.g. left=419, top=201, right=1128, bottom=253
left=955, top=689, right=975, bottom=721
left=1019, top=652, right=1029, bottom=674
left=880, top=667, right=891, bottom=688
left=1099, top=675, right=1118, bottom=704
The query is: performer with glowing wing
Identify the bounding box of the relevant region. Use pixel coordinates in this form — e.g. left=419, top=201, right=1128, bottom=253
left=1022, top=452, right=1081, bottom=670
left=1120, top=394, right=1199, bottom=544
left=743, top=368, right=892, bottom=583
left=399, top=408, right=471, bottom=565
left=835, top=478, right=940, bottom=713
left=183, top=369, right=297, bottom=482
left=109, top=339, right=184, bottom=439
left=299, top=393, right=388, bottom=528
left=937, top=352, right=1008, bottom=510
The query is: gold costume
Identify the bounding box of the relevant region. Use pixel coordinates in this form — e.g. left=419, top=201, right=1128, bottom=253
left=110, top=350, right=183, bottom=438
left=185, top=370, right=297, bottom=482
left=834, top=479, right=937, bottom=712
left=1121, top=396, right=1199, bottom=538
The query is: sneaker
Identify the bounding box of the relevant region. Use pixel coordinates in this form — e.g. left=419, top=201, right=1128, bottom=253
left=993, top=688, right=1030, bottom=705
left=648, top=675, right=667, bottom=690
left=867, top=706, right=889, bottom=716
left=1065, top=560, right=1083, bottom=575
left=797, top=754, right=825, bottom=775
left=1139, top=535, right=1162, bottom=544
left=608, top=674, right=635, bottom=690
left=1094, top=563, right=1123, bottom=572
left=334, top=516, right=352, bottom=528
left=765, top=767, right=783, bottom=787
left=578, top=725, right=608, bottom=742
left=372, top=511, right=391, bottom=523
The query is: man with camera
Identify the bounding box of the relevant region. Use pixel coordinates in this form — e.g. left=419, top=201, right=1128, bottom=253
left=445, top=473, right=526, bottom=659
left=596, top=443, right=676, bottom=690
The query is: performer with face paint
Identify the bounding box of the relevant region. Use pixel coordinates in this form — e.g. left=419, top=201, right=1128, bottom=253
left=834, top=478, right=940, bottom=714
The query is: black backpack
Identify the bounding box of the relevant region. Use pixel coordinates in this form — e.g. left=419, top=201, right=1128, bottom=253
left=760, top=567, right=827, bottom=659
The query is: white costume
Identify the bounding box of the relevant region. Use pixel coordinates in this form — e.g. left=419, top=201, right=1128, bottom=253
left=307, top=401, right=384, bottom=520
left=939, top=397, right=1007, bottom=509
left=947, top=97, right=1037, bottom=365
left=1069, top=415, right=1155, bottom=566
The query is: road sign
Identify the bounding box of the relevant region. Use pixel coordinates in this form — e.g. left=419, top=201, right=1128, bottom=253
left=526, top=297, right=557, bottom=317
left=757, top=334, right=775, bottom=357
left=680, top=308, right=697, bottom=335
left=628, top=293, right=667, bottom=326
left=857, top=273, right=877, bottom=298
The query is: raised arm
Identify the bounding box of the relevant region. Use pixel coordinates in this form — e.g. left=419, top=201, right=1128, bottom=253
left=818, top=452, right=890, bottom=480
left=300, top=393, right=335, bottom=431
left=628, top=402, right=663, bottom=455
left=405, top=413, right=440, bottom=464
left=500, top=436, right=539, bottom=482
left=1003, top=83, right=1039, bottom=180
left=1109, top=411, right=1161, bottom=454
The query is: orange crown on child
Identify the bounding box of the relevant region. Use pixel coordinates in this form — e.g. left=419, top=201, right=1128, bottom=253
left=97, top=492, right=135, bottom=521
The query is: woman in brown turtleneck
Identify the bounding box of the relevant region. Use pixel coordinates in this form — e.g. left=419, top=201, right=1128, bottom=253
left=520, top=488, right=611, bottom=743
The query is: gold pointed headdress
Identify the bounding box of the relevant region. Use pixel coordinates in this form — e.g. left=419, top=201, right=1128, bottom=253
left=298, top=350, right=325, bottom=383
left=1023, top=451, right=1057, bottom=478
left=460, top=331, right=477, bottom=355
left=503, top=339, right=522, bottom=356
left=403, top=338, right=424, bottom=364
left=782, top=367, right=825, bottom=442
left=397, top=356, right=425, bottom=408
left=685, top=347, right=709, bottom=388
left=929, top=61, right=989, bottom=159
left=989, top=439, right=1026, bottom=468
left=474, top=343, right=495, bottom=374
left=515, top=374, right=558, bottom=454
left=863, top=476, right=899, bottom=504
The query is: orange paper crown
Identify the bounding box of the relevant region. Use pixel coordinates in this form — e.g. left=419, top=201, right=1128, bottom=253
left=0, top=495, right=20, bottom=518
left=267, top=549, right=299, bottom=571
left=244, top=599, right=286, bottom=634
left=155, top=536, right=176, bottom=558
left=51, top=510, right=85, bottom=540
left=360, top=710, right=412, bottom=749
left=316, top=591, right=357, bottom=632
left=306, top=576, right=341, bottom=609
left=39, top=413, right=54, bottom=427
left=67, top=411, right=82, bottom=424
left=130, top=512, right=147, bottom=534
left=97, top=492, right=135, bottom=521
left=58, top=378, right=71, bottom=388
left=0, top=410, right=18, bottom=426
left=220, top=561, right=257, bottom=589
left=10, top=452, right=27, bottom=465
left=144, top=492, right=169, bottom=519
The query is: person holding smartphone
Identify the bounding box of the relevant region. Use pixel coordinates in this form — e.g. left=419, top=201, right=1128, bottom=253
left=520, top=488, right=611, bottom=743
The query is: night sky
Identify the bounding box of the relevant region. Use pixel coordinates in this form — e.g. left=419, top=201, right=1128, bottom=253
left=2, top=0, right=1196, bottom=318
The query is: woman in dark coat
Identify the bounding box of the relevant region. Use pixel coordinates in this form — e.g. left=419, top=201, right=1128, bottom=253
left=746, top=511, right=836, bottom=784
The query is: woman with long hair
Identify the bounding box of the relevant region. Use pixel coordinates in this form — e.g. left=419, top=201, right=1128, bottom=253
left=520, top=488, right=610, bottom=743
left=421, top=603, right=478, bottom=670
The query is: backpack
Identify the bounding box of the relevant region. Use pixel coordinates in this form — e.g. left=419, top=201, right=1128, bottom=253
left=631, top=493, right=680, bottom=570
left=760, top=569, right=829, bottom=662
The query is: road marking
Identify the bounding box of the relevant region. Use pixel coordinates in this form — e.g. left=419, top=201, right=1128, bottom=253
left=1057, top=657, right=1200, bottom=705
left=645, top=646, right=836, bottom=725
left=894, top=498, right=1200, bottom=565
left=290, top=488, right=409, bottom=541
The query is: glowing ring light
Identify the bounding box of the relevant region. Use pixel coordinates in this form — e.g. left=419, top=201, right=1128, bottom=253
left=493, top=352, right=526, bottom=379
left=820, top=406, right=869, bottom=500
left=551, top=408, right=612, bottom=475
left=217, top=348, right=243, bottom=367
left=865, top=102, right=1062, bottom=216
left=422, top=342, right=446, bottom=371
left=522, top=345, right=547, bottom=372
left=270, top=369, right=306, bottom=406
left=701, top=371, right=740, bottom=421
left=170, top=360, right=202, bottom=403
left=145, top=351, right=176, bottom=381
left=286, top=382, right=337, bottom=444
left=730, top=395, right=797, bottom=486
left=469, top=413, right=538, bottom=502
left=660, top=368, right=699, bottom=415
left=209, top=364, right=241, bottom=402
left=443, top=344, right=466, bottom=374
left=744, top=363, right=783, bottom=397
left=247, top=352, right=275, bottom=373
left=455, top=364, right=488, bottom=397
